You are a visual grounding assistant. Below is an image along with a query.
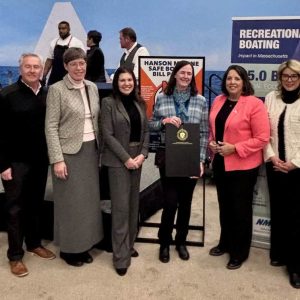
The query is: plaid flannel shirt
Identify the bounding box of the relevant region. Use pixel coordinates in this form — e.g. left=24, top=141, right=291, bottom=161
left=149, top=93, right=209, bottom=162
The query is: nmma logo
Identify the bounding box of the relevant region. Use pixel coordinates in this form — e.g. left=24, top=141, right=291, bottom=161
left=256, top=219, right=271, bottom=226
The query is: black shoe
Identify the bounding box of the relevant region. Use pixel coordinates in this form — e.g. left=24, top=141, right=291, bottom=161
left=290, top=273, right=300, bottom=289
left=226, top=259, right=243, bottom=270
left=94, top=240, right=113, bottom=253
left=116, top=268, right=127, bottom=276
left=270, top=259, right=285, bottom=267
left=159, top=246, right=170, bottom=263
left=209, top=246, right=226, bottom=257
left=80, top=251, right=93, bottom=264
left=176, top=245, right=190, bottom=261
left=131, top=249, right=139, bottom=258
left=60, top=252, right=83, bottom=267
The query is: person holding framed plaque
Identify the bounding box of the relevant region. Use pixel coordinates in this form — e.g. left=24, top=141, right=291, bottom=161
left=208, top=65, right=270, bottom=270
left=149, top=60, right=209, bottom=263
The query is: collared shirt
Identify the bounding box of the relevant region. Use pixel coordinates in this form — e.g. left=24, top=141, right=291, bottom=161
left=113, top=42, right=149, bottom=80
left=21, top=79, right=42, bottom=95
left=149, top=93, right=209, bottom=162
left=124, top=42, right=149, bottom=79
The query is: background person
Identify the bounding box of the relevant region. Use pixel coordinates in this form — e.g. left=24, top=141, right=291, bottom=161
left=101, top=66, right=149, bottom=276
left=149, top=60, right=209, bottom=263
left=208, top=65, right=270, bottom=270
left=43, top=21, right=85, bottom=85
left=45, top=47, right=103, bottom=267
left=0, top=53, right=55, bottom=277
left=111, top=27, right=149, bottom=81
left=264, top=59, right=300, bottom=289
left=85, top=30, right=106, bottom=82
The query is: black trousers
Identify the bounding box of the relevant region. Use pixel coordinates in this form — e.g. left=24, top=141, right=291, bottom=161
left=213, top=157, right=258, bottom=262
left=2, top=162, right=48, bottom=261
left=158, top=168, right=197, bottom=246
left=266, top=162, right=300, bottom=273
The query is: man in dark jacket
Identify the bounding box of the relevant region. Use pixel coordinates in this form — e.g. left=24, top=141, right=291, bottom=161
left=0, top=53, right=56, bottom=277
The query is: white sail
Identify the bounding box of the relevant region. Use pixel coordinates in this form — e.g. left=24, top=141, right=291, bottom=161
left=34, top=2, right=87, bottom=62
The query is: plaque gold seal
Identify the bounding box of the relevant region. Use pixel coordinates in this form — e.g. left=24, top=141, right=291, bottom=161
left=177, top=128, right=188, bottom=141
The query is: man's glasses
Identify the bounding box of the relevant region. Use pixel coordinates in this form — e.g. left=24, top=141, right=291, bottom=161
left=281, top=73, right=300, bottom=82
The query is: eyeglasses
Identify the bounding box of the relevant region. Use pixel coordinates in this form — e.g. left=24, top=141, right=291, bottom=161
left=68, top=61, right=86, bottom=68
left=281, top=73, right=300, bottom=82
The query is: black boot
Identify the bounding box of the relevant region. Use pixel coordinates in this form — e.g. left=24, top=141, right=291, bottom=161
left=60, top=252, right=83, bottom=267
left=159, top=245, right=170, bottom=263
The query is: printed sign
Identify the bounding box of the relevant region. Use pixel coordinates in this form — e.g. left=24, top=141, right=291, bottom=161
left=139, top=56, right=205, bottom=118
left=139, top=56, right=205, bottom=151
left=232, top=17, right=300, bottom=97
left=252, top=164, right=271, bottom=249
left=232, top=17, right=300, bottom=248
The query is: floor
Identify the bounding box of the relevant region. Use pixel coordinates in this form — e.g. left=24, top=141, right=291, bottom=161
left=0, top=179, right=299, bottom=299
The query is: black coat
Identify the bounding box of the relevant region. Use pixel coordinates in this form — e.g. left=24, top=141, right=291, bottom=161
left=86, top=45, right=106, bottom=82
left=0, top=78, right=48, bottom=173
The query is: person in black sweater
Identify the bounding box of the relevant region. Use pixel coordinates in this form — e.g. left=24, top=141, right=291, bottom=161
left=101, top=67, right=149, bottom=276
left=0, top=53, right=56, bottom=277
left=85, top=30, right=106, bottom=82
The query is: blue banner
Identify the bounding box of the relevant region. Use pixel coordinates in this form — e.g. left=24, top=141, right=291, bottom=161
left=232, top=18, right=300, bottom=64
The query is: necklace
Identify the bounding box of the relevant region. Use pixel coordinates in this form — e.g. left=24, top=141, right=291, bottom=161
left=227, top=98, right=237, bottom=108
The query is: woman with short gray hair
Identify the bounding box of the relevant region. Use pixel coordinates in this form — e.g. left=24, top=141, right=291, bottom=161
left=45, top=47, right=103, bottom=267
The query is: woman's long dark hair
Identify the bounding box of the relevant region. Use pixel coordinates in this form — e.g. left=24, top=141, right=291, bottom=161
left=221, top=65, right=254, bottom=96
left=112, top=66, right=144, bottom=103
left=164, top=60, right=198, bottom=96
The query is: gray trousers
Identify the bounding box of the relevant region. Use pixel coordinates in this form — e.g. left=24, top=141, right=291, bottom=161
left=108, top=145, right=142, bottom=269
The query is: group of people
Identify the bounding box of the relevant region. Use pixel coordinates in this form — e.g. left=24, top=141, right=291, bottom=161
left=42, top=21, right=149, bottom=86
left=0, top=20, right=300, bottom=289
left=208, top=60, right=300, bottom=289
left=0, top=21, right=149, bottom=278
left=0, top=45, right=149, bottom=278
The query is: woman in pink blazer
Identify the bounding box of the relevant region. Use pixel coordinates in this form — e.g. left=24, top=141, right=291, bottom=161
left=208, top=65, right=270, bottom=270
